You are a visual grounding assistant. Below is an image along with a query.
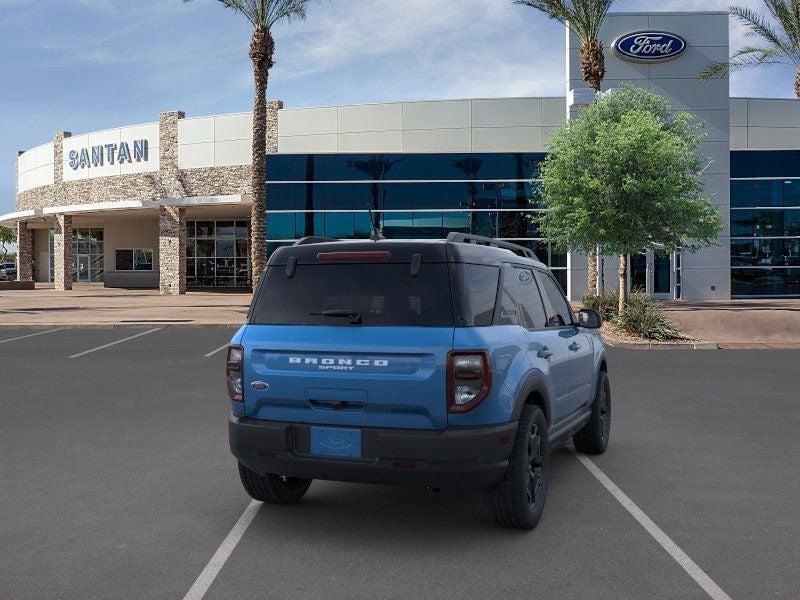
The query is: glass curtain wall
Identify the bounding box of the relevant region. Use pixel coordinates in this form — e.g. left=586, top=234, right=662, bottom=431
left=264, top=153, right=567, bottom=290
left=186, top=220, right=251, bottom=288
left=731, top=151, right=800, bottom=297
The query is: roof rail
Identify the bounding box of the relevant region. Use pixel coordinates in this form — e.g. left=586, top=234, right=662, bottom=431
left=446, top=233, right=538, bottom=260
left=293, top=236, right=339, bottom=246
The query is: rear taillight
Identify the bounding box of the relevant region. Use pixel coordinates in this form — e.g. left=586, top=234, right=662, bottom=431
left=447, top=351, right=491, bottom=413
left=227, top=345, right=244, bottom=402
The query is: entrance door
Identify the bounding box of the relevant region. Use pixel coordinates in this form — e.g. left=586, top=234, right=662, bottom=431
left=626, top=249, right=674, bottom=299
left=630, top=252, right=647, bottom=293
left=652, top=249, right=672, bottom=299
left=77, top=256, right=90, bottom=282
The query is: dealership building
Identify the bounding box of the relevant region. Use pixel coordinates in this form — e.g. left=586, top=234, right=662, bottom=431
left=4, top=10, right=800, bottom=300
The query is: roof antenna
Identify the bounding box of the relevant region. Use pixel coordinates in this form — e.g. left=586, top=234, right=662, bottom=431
left=367, top=203, right=385, bottom=241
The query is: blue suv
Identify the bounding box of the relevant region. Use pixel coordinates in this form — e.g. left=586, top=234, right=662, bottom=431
left=227, top=233, right=610, bottom=529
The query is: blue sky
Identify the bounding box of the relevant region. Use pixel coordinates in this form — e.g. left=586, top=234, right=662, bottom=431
left=1, top=0, right=797, bottom=215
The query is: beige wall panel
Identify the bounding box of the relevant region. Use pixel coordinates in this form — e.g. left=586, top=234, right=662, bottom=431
left=471, top=98, right=542, bottom=128
left=338, top=103, right=403, bottom=133
left=402, top=128, right=471, bottom=152
left=178, top=143, right=215, bottom=170
left=278, top=107, right=338, bottom=137
left=541, top=98, right=566, bottom=127
left=403, top=100, right=471, bottom=130
left=214, top=113, right=252, bottom=142
left=278, top=134, right=338, bottom=153
left=338, top=131, right=403, bottom=152
left=179, top=117, right=214, bottom=145
left=472, top=127, right=543, bottom=152
left=746, top=127, right=800, bottom=149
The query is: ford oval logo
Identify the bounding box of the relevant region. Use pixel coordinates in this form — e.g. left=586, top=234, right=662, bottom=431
left=324, top=437, right=351, bottom=450
left=613, top=31, right=686, bottom=63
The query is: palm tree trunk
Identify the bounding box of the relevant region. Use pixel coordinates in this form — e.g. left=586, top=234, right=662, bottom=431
left=580, top=40, right=605, bottom=93
left=618, top=254, right=628, bottom=313
left=249, top=29, right=274, bottom=289
left=796, top=67, right=800, bottom=102
left=581, top=39, right=604, bottom=295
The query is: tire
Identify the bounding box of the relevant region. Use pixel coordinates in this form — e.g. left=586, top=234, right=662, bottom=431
left=483, top=405, right=549, bottom=530
left=237, top=463, right=312, bottom=505
left=573, top=371, right=611, bottom=455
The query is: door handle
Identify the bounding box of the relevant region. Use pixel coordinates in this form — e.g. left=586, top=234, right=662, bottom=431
left=537, top=347, right=554, bottom=359
left=569, top=342, right=581, bottom=352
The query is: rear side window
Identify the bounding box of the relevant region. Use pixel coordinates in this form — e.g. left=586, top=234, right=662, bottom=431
left=538, top=271, right=573, bottom=327
left=451, top=264, right=500, bottom=326
left=495, top=267, right=519, bottom=326
left=515, top=268, right=547, bottom=329
left=250, top=263, right=454, bottom=326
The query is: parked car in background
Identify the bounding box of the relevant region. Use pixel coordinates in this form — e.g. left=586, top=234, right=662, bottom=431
left=0, top=262, right=16, bottom=281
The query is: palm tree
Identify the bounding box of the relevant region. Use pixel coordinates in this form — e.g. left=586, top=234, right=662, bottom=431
left=699, top=2, right=800, bottom=101
left=184, top=0, right=314, bottom=287
left=515, top=0, right=615, bottom=294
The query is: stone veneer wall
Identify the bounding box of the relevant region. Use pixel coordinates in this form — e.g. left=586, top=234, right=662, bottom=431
left=53, top=214, right=73, bottom=291
left=15, top=222, right=33, bottom=281
left=158, top=206, right=186, bottom=295
left=16, top=102, right=283, bottom=211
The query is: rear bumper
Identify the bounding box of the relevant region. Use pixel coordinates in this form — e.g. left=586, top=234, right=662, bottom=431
left=229, top=415, right=517, bottom=493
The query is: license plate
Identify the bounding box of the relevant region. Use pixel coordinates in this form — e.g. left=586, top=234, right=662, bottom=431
left=310, top=427, right=361, bottom=458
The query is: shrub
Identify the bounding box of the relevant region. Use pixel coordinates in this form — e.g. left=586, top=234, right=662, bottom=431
left=581, top=290, right=620, bottom=322
left=615, top=293, right=684, bottom=341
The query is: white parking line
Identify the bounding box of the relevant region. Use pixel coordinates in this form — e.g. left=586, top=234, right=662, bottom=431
left=0, top=328, right=63, bottom=345
left=182, top=500, right=262, bottom=600
left=68, top=328, right=162, bottom=359
left=571, top=449, right=733, bottom=600
left=204, top=343, right=230, bottom=358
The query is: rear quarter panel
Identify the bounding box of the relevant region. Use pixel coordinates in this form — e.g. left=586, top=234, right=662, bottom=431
left=449, top=326, right=532, bottom=427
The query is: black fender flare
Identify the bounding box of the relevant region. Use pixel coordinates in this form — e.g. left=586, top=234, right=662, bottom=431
left=511, top=372, right=554, bottom=428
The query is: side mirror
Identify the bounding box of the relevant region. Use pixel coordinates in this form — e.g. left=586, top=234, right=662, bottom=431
left=578, top=308, right=602, bottom=329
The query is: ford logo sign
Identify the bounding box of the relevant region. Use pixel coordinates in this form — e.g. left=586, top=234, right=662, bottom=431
left=613, top=31, right=686, bottom=63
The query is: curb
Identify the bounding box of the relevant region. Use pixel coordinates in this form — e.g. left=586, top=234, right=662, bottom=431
left=604, top=339, right=719, bottom=350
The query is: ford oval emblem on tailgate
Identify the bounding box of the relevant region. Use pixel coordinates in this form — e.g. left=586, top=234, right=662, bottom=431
left=251, top=381, right=269, bottom=391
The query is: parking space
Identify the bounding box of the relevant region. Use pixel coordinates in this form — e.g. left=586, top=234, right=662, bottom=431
left=1, top=329, right=798, bottom=599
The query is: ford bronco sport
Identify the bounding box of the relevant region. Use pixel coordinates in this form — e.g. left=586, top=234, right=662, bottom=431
left=227, top=233, right=610, bottom=529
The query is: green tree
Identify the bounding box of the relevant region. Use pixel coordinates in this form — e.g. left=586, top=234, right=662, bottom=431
left=0, top=226, right=15, bottom=263
left=184, top=0, right=315, bottom=287
left=537, top=85, right=722, bottom=311
left=699, top=2, right=800, bottom=100
left=514, top=0, right=616, bottom=293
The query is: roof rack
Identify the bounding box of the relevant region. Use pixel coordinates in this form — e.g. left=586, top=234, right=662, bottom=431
left=293, top=236, right=339, bottom=246
left=446, top=233, right=538, bottom=260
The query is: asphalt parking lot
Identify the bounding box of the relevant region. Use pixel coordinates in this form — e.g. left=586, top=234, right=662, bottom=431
left=1, top=327, right=799, bottom=600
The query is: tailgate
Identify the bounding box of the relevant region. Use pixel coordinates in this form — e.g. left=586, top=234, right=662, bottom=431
left=242, top=325, right=454, bottom=430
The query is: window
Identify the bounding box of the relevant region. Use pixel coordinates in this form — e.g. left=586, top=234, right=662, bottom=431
left=251, top=263, right=454, bottom=326
left=495, top=267, right=519, bottom=326
left=115, top=248, right=153, bottom=271
left=538, top=271, right=573, bottom=327
left=187, top=220, right=251, bottom=288
left=449, top=264, right=499, bottom=326
left=515, top=268, right=547, bottom=329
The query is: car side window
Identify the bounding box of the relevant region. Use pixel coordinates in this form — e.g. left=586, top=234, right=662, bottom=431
left=538, top=271, right=573, bottom=327
left=495, top=266, right=519, bottom=326
left=514, top=268, right=547, bottom=329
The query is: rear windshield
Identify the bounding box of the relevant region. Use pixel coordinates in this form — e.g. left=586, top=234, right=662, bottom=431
left=250, top=263, right=455, bottom=326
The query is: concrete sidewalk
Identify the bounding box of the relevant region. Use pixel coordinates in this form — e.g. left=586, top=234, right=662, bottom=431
left=0, top=284, right=252, bottom=327
left=665, top=300, right=800, bottom=349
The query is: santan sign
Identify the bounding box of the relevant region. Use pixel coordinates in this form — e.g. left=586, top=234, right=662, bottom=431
left=613, top=31, right=687, bottom=62
left=67, top=139, right=149, bottom=170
